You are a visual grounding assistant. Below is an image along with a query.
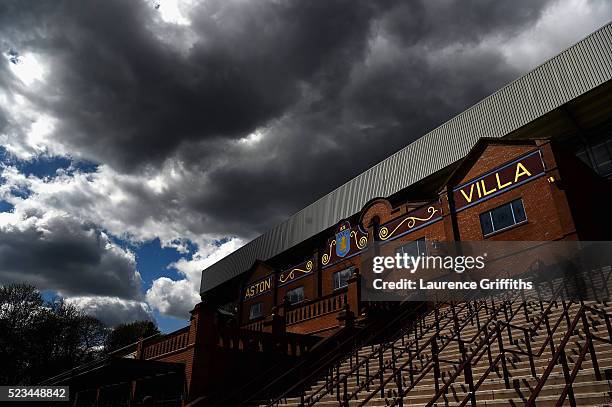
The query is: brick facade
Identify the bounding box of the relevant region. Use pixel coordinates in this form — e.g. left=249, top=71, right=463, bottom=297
left=70, top=138, right=610, bottom=405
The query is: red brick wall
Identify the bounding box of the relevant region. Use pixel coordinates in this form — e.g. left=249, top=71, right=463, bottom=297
left=162, top=138, right=612, bottom=403
left=277, top=272, right=316, bottom=305
left=550, top=142, right=612, bottom=239
left=287, top=312, right=341, bottom=335
left=361, top=199, right=396, bottom=227
left=321, top=257, right=361, bottom=296
left=377, top=219, right=447, bottom=257
left=452, top=143, right=574, bottom=241
left=241, top=263, right=275, bottom=324
left=455, top=176, right=565, bottom=240
left=458, top=145, right=535, bottom=185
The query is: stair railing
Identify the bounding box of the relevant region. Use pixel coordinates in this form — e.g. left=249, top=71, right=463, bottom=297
left=525, top=302, right=612, bottom=407
left=355, top=291, right=526, bottom=407
left=380, top=277, right=572, bottom=407
left=417, top=281, right=572, bottom=407
left=424, top=290, right=612, bottom=407
left=305, top=300, right=474, bottom=406
left=324, top=295, right=508, bottom=406
left=435, top=301, right=572, bottom=407
left=256, top=299, right=429, bottom=407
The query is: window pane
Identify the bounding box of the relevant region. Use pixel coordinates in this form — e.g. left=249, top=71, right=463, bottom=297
left=333, top=268, right=353, bottom=289
left=397, top=241, right=418, bottom=257
left=416, top=238, right=427, bottom=256
left=490, top=204, right=514, bottom=231
left=396, top=238, right=427, bottom=259
left=406, top=241, right=419, bottom=257
left=249, top=303, right=262, bottom=320
left=511, top=199, right=526, bottom=223
left=592, top=142, right=611, bottom=171
left=576, top=149, right=590, bottom=165
left=480, top=212, right=494, bottom=236
left=287, top=286, right=304, bottom=304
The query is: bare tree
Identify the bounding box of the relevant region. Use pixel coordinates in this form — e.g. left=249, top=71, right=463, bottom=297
left=0, top=284, right=108, bottom=385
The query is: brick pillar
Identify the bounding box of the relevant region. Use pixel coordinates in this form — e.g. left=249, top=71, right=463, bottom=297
left=263, top=305, right=286, bottom=336
left=337, top=304, right=355, bottom=327
left=135, top=337, right=144, bottom=360
left=129, top=380, right=138, bottom=407
left=359, top=214, right=379, bottom=319
left=186, top=301, right=218, bottom=401
left=440, top=188, right=459, bottom=242
left=280, top=295, right=290, bottom=314
left=129, top=338, right=144, bottom=407
left=536, top=139, right=578, bottom=239
left=315, top=249, right=322, bottom=298
left=347, top=268, right=361, bottom=316
left=197, top=303, right=217, bottom=346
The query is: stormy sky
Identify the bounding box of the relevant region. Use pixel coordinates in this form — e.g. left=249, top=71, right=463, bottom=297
left=1, top=0, right=611, bottom=330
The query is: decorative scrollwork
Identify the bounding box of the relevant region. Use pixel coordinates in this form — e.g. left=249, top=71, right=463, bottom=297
left=279, top=260, right=314, bottom=283
left=321, top=240, right=336, bottom=266
left=350, top=230, right=368, bottom=250
left=378, top=206, right=439, bottom=241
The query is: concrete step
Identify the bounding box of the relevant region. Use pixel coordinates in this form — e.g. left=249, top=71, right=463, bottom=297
left=275, top=390, right=611, bottom=407
left=306, top=380, right=611, bottom=406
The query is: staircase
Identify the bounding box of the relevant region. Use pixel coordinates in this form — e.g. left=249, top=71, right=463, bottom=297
left=261, top=268, right=612, bottom=407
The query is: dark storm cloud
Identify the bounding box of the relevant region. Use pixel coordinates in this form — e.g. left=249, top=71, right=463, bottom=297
left=0, top=57, right=15, bottom=136
left=0, top=108, right=6, bottom=135
left=1, top=0, right=384, bottom=169
left=0, top=215, right=141, bottom=299
left=181, top=47, right=520, bottom=237
left=380, top=1, right=550, bottom=47
left=1, top=0, right=558, bottom=239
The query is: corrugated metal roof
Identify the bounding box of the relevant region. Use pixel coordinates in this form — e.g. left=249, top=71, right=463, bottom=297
left=201, top=22, right=612, bottom=294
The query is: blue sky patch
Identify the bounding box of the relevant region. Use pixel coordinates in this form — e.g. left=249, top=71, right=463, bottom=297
left=0, top=147, right=98, bottom=178
left=154, top=310, right=189, bottom=333
left=0, top=200, right=14, bottom=212
left=134, top=238, right=189, bottom=289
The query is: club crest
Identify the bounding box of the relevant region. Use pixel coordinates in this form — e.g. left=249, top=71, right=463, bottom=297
left=335, top=221, right=351, bottom=257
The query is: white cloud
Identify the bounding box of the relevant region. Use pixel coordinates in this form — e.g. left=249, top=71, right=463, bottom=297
left=1, top=162, right=208, bottom=247
left=145, top=237, right=245, bottom=318
left=66, top=296, right=153, bottom=326
left=171, top=237, right=247, bottom=281
left=6, top=53, right=47, bottom=86
left=146, top=277, right=200, bottom=318
left=498, top=0, right=612, bottom=72
left=156, top=0, right=192, bottom=25
left=0, top=204, right=142, bottom=300
left=1, top=163, right=246, bottom=319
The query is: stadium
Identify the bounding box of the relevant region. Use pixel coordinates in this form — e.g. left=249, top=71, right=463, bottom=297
left=45, top=22, right=612, bottom=407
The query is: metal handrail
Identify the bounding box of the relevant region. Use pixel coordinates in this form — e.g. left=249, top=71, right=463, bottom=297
left=303, top=293, right=504, bottom=406
left=526, top=303, right=612, bottom=407
left=307, top=301, right=470, bottom=406
left=380, top=277, right=570, bottom=407
left=237, top=297, right=431, bottom=407
left=362, top=294, right=525, bottom=407
left=261, top=300, right=429, bottom=407
left=425, top=297, right=612, bottom=407
left=419, top=282, right=573, bottom=407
